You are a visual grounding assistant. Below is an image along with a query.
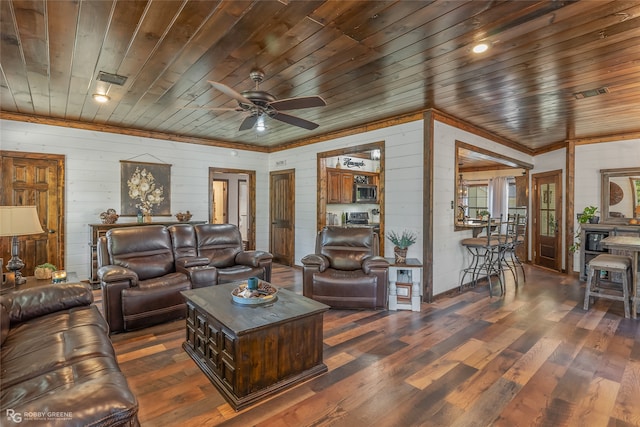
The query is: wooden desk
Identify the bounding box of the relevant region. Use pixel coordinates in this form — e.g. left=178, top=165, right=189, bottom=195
left=181, top=282, right=329, bottom=411
left=601, top=235, right=640, bottom=318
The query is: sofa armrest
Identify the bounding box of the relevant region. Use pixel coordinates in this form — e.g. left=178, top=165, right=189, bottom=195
left=302, top=254, right=330, bottom=272
left=235, top=250, right=273, bottom=267
left=1, top=283, right=93, bottom=325
left=178, top=265, right=218, bottom=288
left=98, top=265, right=138, bottom=286
left=98, top=265, right=137, bottom=334
left=175, top=256, right=210, bottom=269
left=362, top=256, right=389, bottom=274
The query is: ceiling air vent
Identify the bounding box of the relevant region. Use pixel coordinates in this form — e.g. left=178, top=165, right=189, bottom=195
left=97, top=71, right=128, bottom=86
left=573, top=87, right=609, bottom=99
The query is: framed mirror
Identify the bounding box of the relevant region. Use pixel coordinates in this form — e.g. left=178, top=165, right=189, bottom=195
left=600, top=167, right=640, bottom=224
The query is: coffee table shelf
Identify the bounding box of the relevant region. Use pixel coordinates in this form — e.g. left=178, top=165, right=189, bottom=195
left=181, top=282, right=329, bottom=411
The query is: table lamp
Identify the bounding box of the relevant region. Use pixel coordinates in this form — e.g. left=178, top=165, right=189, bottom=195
left=0, top=206, right=45, bottom=286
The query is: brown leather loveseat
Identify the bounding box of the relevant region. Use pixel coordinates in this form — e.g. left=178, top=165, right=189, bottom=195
left=0, top=283, right=139, bottom=426
left=98, top=223, right=272, bottom=333
left=302, top=226, right=389, bottom=309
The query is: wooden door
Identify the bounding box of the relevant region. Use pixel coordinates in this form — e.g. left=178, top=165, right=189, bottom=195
left=270, top=169, right=295, bottom=266
left=533, top=170, right=562, bottom=271
left=212, top=179, right=228, bottom=224
left=1, top=151, right=64, bottom=275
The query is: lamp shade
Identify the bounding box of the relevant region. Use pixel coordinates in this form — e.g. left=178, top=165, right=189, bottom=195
left=0, top=206, right=45, bottom=236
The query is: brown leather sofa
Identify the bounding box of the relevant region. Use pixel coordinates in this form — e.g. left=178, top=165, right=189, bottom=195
left=98, top=223, right=272, bottom=333
left=302, top=226, right=389, bottom=309
left=0, top=283, right=139, bottom=426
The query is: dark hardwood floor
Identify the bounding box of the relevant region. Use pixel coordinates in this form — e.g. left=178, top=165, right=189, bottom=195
left=98, top=265, right=640, bottom=426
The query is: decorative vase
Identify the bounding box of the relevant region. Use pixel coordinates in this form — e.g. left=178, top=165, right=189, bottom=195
left=143, top=212, right=152, bottom=223
left=394, top=247, right=408, bottom=264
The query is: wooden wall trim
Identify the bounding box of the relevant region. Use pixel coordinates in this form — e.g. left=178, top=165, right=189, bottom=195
left=423, top=110, right=434, bottom=303
left=566, top=141, right=576, bottom=274
left=0, top=111, right=268, bottom=153
left=430, top=109, right=534, bottom=157
left=273, top=111, right=424, bottom=152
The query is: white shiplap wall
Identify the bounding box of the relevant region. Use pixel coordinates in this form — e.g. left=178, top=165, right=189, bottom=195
left=269, top=120, right=425, bottom=266
left=572, top=139, right=640, bottom=272
left=3, top=117, right=635, bottom=294
left=432, top=121, right=534, bottom=296
left=1, top=119, right=269, bottom=280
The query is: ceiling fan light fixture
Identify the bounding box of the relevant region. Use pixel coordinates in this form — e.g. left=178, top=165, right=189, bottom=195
left=472, top=42, right=489, bottom=54
left=92, top=93, right=110, bottom=103
left=256, top=116, right=266, bottom=132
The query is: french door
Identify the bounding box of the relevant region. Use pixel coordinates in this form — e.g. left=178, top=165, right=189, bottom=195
left=533, top=170, right=562, bottom=271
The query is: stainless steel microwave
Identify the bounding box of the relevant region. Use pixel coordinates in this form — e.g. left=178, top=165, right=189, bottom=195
left=353, top=184, right=378, bottom=203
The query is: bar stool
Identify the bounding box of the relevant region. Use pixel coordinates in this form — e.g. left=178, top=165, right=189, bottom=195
left=460, top=216, right=505, bottom=297
left=583, top=253, right=632, bottom=318
left=503, top=213, right=527, bottom=287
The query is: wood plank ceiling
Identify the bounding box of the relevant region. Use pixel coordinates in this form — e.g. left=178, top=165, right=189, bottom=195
left=1, top=0, right=639, bottom=153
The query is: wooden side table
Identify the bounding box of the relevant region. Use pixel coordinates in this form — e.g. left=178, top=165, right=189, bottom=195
left=1, top=272, right=80, bottom=294
left=385, top=258, right=422, bottom=311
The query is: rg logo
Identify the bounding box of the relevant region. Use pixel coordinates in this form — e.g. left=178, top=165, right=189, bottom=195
left=6, top=409, right=22, bottom=423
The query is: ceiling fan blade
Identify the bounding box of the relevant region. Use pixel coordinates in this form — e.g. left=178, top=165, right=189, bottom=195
left=238, top=115, right=259, bottom=131
left=208, top=80, right=254, bottom=107
left=272, top=112, right=319, bottom=130
left=181, top=106, right=242, bottom=112
left=269, top=96, right=326, bottom=111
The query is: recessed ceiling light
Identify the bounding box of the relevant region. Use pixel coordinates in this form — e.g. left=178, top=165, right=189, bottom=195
left=92, top=94, right=110, bottom=103
left=472, top=43, right=489, bottom=54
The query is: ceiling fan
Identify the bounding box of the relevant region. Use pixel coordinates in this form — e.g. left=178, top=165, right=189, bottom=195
left=205, top=69, right=326, bottom=132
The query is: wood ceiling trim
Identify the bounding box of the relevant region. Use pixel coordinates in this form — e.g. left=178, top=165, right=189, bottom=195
left=270, top=110, right=425, bottom=152
left=432, top=109, right=534, bottom=157
left=0, top=111, right=268, bottom=153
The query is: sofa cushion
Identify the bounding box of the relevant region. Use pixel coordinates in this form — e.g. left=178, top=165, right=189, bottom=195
left=319, top=227, right=374, bottom=271
left=310, top=269, right=378, bottom=308
left=107, top=225, right=175, bottom=280
left=1, top=306, right=112, bottom=388
left=121, top=272, right=191, bottom=331
left=195, top=224, right=242, bottom=267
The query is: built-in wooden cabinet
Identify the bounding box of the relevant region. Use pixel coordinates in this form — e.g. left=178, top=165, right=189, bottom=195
left=327, top=170, right=354, bottom=203
left=326, top=168, right=379, bottom=204
left=579, top=224, right=640, bottom=280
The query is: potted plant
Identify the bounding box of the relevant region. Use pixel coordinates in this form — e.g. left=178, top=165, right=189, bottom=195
left=386, top=230, right=417, bottom=263
left=570, top=206, right=599, bottom=253
left=34, top=263, right=57, bottom=280
left=477, top=210, right=490, bottom=220
left=577, top=205, right=599, bottom=224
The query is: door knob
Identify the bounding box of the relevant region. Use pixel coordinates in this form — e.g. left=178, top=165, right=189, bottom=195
left=48, top=229, right=56, bottom=234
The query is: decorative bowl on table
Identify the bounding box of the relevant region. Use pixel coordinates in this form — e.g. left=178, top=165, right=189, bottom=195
left=231, top=281, right=278, bottom=305
left=100, top=208, right=119, bottom=224
left=175, top=211, right=192, bottom=222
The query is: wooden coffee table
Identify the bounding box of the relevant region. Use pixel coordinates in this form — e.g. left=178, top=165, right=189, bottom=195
left=181, top=282, right=329, bottom=411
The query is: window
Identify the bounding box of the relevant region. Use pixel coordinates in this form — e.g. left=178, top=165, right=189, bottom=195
left=467, top=181, right=516, bottom=218
left=467, top=185, right=488, bottom=218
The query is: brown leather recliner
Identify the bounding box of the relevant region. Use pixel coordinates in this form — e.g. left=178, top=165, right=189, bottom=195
left=192, top=223, right=273, bottom=284
left=98, top=225, right=191, bottom=333
left=302, top=226, right=389, bottom=309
